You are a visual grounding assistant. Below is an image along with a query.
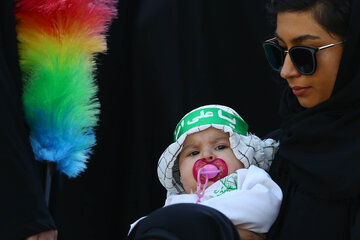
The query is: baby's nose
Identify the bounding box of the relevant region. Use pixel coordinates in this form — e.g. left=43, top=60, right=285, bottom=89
left=203, top=154, right=214, bottom=162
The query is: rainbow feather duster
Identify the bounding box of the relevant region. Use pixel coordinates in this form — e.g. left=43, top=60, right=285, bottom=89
left=15, top=0, right=117, bottom=177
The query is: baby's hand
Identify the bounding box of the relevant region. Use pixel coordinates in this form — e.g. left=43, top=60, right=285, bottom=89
left=237, top=227, right=265, bottom=240
left=26, top=230, right=58, bottom=240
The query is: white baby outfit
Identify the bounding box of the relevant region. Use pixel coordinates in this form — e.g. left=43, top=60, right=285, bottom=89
left=164, top=165, right=282, bottom=233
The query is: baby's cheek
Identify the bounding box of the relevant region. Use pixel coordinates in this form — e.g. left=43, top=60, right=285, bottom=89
left=179, top=158, right=200, bottom=193
left=183, top=180, right=196, bottom=194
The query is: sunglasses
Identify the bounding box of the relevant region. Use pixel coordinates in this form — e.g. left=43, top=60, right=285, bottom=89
left=263, top=37, right=343, bottom=76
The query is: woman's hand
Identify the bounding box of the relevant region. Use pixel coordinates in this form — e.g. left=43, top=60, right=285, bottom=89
left=26, top=230, right=58, bottom=240
left=237, top=227, right=265, bottom=240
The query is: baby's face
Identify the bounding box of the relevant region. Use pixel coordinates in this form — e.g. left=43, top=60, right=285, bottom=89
left=178, top=127, right=244, bottom=193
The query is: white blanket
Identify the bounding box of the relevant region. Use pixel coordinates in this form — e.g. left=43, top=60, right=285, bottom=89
left=164, top=165, right=282, bottom=233
left=129, top=165, right=282, bottom=234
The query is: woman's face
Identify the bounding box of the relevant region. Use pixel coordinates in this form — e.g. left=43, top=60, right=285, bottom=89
left=276, top=11, right=344, bottom=108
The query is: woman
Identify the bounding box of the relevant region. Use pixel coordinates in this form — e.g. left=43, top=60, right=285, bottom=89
left=129, top=0, right=360, bottom=239
left=263, top=0, right=360, bottom=239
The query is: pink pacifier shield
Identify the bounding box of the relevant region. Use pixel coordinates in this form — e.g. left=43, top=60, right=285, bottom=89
left=193, top=158, right=228, bottom=184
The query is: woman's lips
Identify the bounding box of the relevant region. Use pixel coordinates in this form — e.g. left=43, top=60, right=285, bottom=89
left=291, top=86, right=311, bottom=96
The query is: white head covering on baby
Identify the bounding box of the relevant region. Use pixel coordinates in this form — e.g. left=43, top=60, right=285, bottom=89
left=157, top=104, right=279, bottom=194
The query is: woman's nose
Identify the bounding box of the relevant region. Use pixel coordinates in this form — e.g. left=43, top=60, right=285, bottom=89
left=280, top=53, right=301, bottom=79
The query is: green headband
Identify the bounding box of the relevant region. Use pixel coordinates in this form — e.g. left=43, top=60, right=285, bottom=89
left=174, top=107, right=248, bottom=141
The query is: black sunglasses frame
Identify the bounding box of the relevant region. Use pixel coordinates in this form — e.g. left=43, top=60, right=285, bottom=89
left=263, top=38, right=343, bottom=76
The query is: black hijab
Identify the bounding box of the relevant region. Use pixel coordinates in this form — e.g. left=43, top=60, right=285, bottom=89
left=276, top=0, right=360, bottom=200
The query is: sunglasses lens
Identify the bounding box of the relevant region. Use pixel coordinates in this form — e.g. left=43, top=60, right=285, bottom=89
left=263, top=43, right=283, bottom=72
left=290, top=48, right=315, bottom=75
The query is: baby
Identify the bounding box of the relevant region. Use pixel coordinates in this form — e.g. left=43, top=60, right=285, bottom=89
left=157, top=104, right=282, bottom=235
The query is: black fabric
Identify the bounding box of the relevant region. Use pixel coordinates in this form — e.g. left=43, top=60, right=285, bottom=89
left=267, top=0, right=360, bottom=239
left=127, top=203, right=241, bottom=240
left=0, top=0, right=57, bottom=239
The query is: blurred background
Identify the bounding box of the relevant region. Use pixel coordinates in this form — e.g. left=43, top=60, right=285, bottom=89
left=2, top=0, right=283, bottom=239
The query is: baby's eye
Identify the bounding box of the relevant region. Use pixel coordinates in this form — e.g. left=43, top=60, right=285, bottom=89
left=190, top=151, right=200, bottom=156
left=216, top=145, right=227, bottom=150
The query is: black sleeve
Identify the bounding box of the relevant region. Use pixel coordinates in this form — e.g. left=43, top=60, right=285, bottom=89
left=0, top=0, right=57, bottom=238
left=127, top=203, right=241, bottom=240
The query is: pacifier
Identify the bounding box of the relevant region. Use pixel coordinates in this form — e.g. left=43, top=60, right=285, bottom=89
left=192, top=158, right=228, bottom=184
left=192, top=158, right=228, bottom=202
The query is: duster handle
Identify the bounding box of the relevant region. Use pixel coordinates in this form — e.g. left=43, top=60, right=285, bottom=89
left=45, top=162, right=53, bottom=207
